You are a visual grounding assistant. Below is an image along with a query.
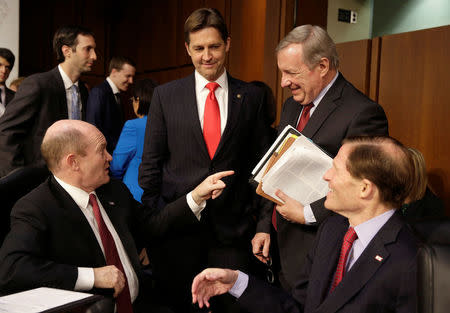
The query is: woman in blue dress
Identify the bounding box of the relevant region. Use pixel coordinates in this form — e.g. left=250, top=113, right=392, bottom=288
left=110, top=79, right=158, bottom=202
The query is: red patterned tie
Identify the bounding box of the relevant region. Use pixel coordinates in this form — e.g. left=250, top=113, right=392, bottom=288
left=203, top=82, right=221, bottom=159
left=89, top=194, right=133, bottom=313
left=296, top=103, right=314, bottom=132
left=330, top=227, right=358, bottom=292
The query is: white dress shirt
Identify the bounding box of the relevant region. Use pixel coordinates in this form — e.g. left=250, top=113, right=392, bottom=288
left=186, top=70, right=229, bottom=220
left=106, top=76, right=120, bottom=97
left=54, top=176, right=139, bottom=302
left=58, top=65, right=81, bottom=119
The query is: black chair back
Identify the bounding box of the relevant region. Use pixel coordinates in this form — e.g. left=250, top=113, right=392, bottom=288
left=0, top=166, right=49, bottom=245
left=412, top=218, right=450, bottom=313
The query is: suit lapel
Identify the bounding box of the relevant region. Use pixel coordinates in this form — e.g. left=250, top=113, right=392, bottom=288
left=283, top=98, right=303, bottom=130
left=104, top=80, right=123, bottom=119
left=51, top=67, right=70, bottom=119
left=48, top=177, right=106, bottom=262
left=96, top=185, right=141, bottom=273
left=302, top=74, right=345, bottom=139
left=317, top=213, right=404, bottom=313
left=5, top=88, right=15, bottom=105
left=184, top=74, right=211, bottom=160
left=214, top=75, right=243, bottom=157
left=312, top=218, right=349, bottom=307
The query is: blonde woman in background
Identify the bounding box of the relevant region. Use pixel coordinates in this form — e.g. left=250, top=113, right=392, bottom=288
left=401, top=147, right=445, bottom=222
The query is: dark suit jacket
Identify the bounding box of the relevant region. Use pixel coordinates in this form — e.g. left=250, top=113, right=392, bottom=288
left=86, top=80, right=124, bottom=153
left=3, top=86, right=15, bottom=105
left=239, top=212, right=418, bottom=313
left=276, top=73, right=389, bottom=290
left=0, top=67, right=88, bottom=177
left=138, top=73, right=272, bottom=302
left=0, top=176, right=195, bottom=298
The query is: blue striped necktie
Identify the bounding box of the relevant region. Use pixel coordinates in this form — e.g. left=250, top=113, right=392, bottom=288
left=70, top=84, right=80, bottom=120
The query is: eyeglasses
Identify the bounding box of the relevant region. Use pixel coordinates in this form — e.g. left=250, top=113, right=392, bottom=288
left=254, top=252, right=275, bottom=284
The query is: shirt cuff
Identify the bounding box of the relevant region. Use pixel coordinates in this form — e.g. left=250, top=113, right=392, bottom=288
left=303, top=204, right=316, bottom=224
left=228, top=271, right=249, bottom=298
left=186, top=192, right=206, bottom=221
left=74, top=267, right=95, bottom=291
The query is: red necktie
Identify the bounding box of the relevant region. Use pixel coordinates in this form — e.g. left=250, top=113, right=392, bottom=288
left=89, top=194, right=133, bottom=313
left=330, top=227, right=358, bottom=292
left=272, top=204, right=278, bottom=230
left=203, top=82, right=221, bottom=159
left=296, top=103, right=314, bottom=132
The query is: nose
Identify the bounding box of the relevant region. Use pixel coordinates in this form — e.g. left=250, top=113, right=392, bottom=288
left=129, top=76, right=134, bottom=84
left=202, top=48, right=212, bottom=61
left=91, top=49, right=97, bottom=61
left=323, top=167, right=332, bottom=182
left=106, top=151, right=112, bottom=162
left=280, top=74, right=290, bottom=88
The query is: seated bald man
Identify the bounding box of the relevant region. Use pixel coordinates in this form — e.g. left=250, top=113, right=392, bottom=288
left=0, top=120, right=233, bottom=313
left=192, top=135, right=418, bottom=313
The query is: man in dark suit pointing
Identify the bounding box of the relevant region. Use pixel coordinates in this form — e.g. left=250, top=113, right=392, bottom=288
left=192, top=135, right=418, bottom=313
left=0, top=119, right=233, bottom=312
left=138, top=7, right=272, bottom=313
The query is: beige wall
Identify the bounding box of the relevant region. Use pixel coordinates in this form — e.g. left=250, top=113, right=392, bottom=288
left=327, top=0, right=372, bottom=43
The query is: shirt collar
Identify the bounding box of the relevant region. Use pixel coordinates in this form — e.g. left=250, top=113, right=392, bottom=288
left=53, top=175, right=97, bottom=210
left=106, top=76, right=120, bottom=94
left=312, top=71, right=339, bottom=106
left=58, top=64, right=79, bottom=90
left=194, top=70, right=228, bottom=94
left=353, top=209, right=395, bottom=248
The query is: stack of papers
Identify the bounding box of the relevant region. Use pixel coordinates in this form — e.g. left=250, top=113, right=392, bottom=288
left=252, top=125, right=332, bottom=205
left=0, top=287, right=94, bottom=313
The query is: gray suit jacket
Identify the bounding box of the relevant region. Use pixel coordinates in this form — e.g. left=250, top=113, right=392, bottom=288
left=0, top=67, right=88, bottom=177
left=3, top=86, right=15, bottom=105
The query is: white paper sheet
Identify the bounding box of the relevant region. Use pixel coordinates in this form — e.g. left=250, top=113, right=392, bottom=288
left=0, top=287, right=93, bottom=313
left=261, top=135, right=332, bottom=205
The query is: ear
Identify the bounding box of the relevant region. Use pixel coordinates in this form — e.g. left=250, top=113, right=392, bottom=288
left=66, top=153, right=79, bottom=171
left=360, top=178, right=374, bottom=199
left=317, top=57, right=330, bottom=77
left=185, top=42, right=192, bottom=57
left=62, top=45, right=72, bottom=59
left=225, top=37, right=231, bottom=53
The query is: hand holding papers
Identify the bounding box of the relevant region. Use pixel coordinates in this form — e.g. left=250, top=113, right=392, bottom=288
left=252, top=125, right=332, bottom=207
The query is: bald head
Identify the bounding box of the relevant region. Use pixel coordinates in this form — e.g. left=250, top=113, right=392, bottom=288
left=41, top=120, right=112, bottom=192
left=41, top=120, right=99, bottom=173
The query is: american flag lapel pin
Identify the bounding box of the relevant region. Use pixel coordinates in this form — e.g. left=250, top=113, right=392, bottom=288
left=375, top=255, right=383, bottom=262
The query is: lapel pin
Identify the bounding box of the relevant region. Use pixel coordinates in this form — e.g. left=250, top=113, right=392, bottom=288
left=375, top=255, right=383, bottom=262
left=108, top=201, right=115, bottom=206
left=237, top=94, right=242, bottom=99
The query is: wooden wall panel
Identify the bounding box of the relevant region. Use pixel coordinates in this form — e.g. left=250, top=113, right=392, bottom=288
left=336, top=39, right=371, bottom=96
left=376, top=25, right=450, bottom=213
left=296, top=0, right=327, bottom=28
left=228, top=0, right=267, bottom=81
